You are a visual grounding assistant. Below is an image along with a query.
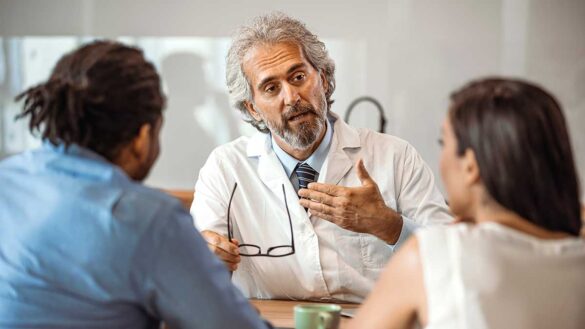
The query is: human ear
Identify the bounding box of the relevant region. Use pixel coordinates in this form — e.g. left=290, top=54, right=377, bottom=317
left=130, top=123, right=152, bottom=163
left=319, top=71, right=328, bottom=93
left=244, top=101, right=262, bottom=121
left=462, top=148, right=480, bottom=185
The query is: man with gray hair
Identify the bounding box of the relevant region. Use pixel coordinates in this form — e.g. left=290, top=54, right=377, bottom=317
left=191, top=12, right=451, bottom=302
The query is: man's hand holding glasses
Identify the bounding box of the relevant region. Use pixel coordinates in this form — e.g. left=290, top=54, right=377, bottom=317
left=202, top=182, right=296, bottom=272
left=201, top=230, right=241, bottom=272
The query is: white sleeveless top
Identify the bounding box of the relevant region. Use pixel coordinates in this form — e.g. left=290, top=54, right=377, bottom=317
left=417, top=222, right=585, bottom=329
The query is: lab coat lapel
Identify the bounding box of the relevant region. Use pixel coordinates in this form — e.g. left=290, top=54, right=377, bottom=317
left=321, top=113, right=361, bottom=185
left=247, top=131, right=310, bottom=225
left=247, top=132, right=289, bottom=194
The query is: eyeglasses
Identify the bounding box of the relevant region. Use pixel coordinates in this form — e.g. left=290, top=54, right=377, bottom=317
left=227, top=182, right=295, bottom=257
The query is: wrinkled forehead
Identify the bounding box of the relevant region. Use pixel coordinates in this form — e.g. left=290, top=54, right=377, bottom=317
left=242, top=42, right=311, bottom=84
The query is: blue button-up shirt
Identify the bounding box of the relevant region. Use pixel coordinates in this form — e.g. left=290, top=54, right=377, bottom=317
left=0, top=143, right=267, bottom=329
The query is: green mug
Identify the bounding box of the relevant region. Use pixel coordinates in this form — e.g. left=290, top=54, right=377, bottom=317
left=294, top=304, right=341, bottom=329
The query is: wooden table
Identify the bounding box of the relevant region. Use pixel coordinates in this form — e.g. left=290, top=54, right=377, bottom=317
left=250, top=299, right=359, bottom=329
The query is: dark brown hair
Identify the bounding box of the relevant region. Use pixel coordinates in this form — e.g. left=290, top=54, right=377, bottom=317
left=16, top=40, right=165, bottom=161
left=450, top=77, right=581, bottom=236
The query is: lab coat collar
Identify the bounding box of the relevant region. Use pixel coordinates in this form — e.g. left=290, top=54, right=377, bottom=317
left=320, top=111, right=361, bottom=185
left=246, top=130, right=271, bottom=158
left=245, top=126, right=290, bottom=199
left=328, top=111, right=360, bottom=149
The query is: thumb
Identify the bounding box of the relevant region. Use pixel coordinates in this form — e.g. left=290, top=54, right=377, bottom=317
left=231, top=238, right=240, bottom=246
left=356, top=159, right=375, bottom=186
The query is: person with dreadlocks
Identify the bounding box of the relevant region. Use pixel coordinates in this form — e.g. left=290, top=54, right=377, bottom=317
left=0, top=41, right=270, bottom=329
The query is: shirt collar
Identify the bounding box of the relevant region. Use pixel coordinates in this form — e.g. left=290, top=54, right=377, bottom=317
left=271, top=117, right=333, bottom=178
left=42, top=141, right=109, bottom=162
left=41, top=141, right=128, bottom=182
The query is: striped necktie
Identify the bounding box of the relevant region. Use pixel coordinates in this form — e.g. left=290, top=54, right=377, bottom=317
left=295, top=163, right=318, bottom=191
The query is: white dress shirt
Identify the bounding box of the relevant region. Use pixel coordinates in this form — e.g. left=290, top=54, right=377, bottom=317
left=192, top=112, right=452, bottom=302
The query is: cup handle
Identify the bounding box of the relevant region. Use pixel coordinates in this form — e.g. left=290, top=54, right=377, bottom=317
left=318, top=311, right=333, bottom=329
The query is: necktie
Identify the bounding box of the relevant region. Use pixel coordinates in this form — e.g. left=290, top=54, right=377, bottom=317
left=295, top=163, right=318, bottom=191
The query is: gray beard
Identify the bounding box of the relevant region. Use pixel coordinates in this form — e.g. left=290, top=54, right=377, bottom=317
left=273, top=117, right=325, bottom=150
left=261, top=100, right=327, bottom=151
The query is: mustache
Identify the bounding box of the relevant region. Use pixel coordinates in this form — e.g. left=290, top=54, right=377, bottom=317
left=284, top=103, right=318, bottom=120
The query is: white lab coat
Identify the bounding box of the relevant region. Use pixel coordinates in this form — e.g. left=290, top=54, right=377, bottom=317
left=192, top=113, right=452, bottom=302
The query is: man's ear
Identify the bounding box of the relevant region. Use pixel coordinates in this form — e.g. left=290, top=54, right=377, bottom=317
left=462, top=148, right=480, bottom=185
left=320, top=71, right=328, bottom=94
left=130, top=123, right=152, bottom=162
left=244, top=101, right=262, bottom=121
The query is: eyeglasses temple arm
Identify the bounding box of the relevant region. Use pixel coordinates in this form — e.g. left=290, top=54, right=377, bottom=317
left=227, top=182, right=238, bottom=241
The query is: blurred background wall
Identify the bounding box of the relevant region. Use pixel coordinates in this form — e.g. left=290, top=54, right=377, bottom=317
left=1, top=0, right=583, bottom=201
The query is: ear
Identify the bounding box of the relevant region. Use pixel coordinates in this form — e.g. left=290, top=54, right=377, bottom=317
left=243, top=101, right=262, bottom=121
left=319, top=70, right=329, bottom=93
left=462, top=148, right=480, bottom=185
left=130, top=123, right=152, bottom=162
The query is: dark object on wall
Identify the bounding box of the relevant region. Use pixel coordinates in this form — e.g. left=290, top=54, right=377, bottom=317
left=344, top=96, right=387, bottom=133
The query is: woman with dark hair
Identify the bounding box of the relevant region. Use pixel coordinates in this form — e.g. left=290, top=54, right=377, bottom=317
left=0, top=41, right=269, bottom=328
left=348, top=78, right=585, bottom=329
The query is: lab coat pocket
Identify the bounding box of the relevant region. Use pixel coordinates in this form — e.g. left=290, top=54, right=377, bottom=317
left=358, top=198, right=397, bottom=268
left=359, top=234, right=391, bottom=268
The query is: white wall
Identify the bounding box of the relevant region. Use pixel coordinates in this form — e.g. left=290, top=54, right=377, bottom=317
left=1, top=0, right=584, bottom=200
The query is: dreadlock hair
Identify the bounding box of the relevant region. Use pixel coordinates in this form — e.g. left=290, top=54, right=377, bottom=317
left=15, top=40, right=165, bottom=161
